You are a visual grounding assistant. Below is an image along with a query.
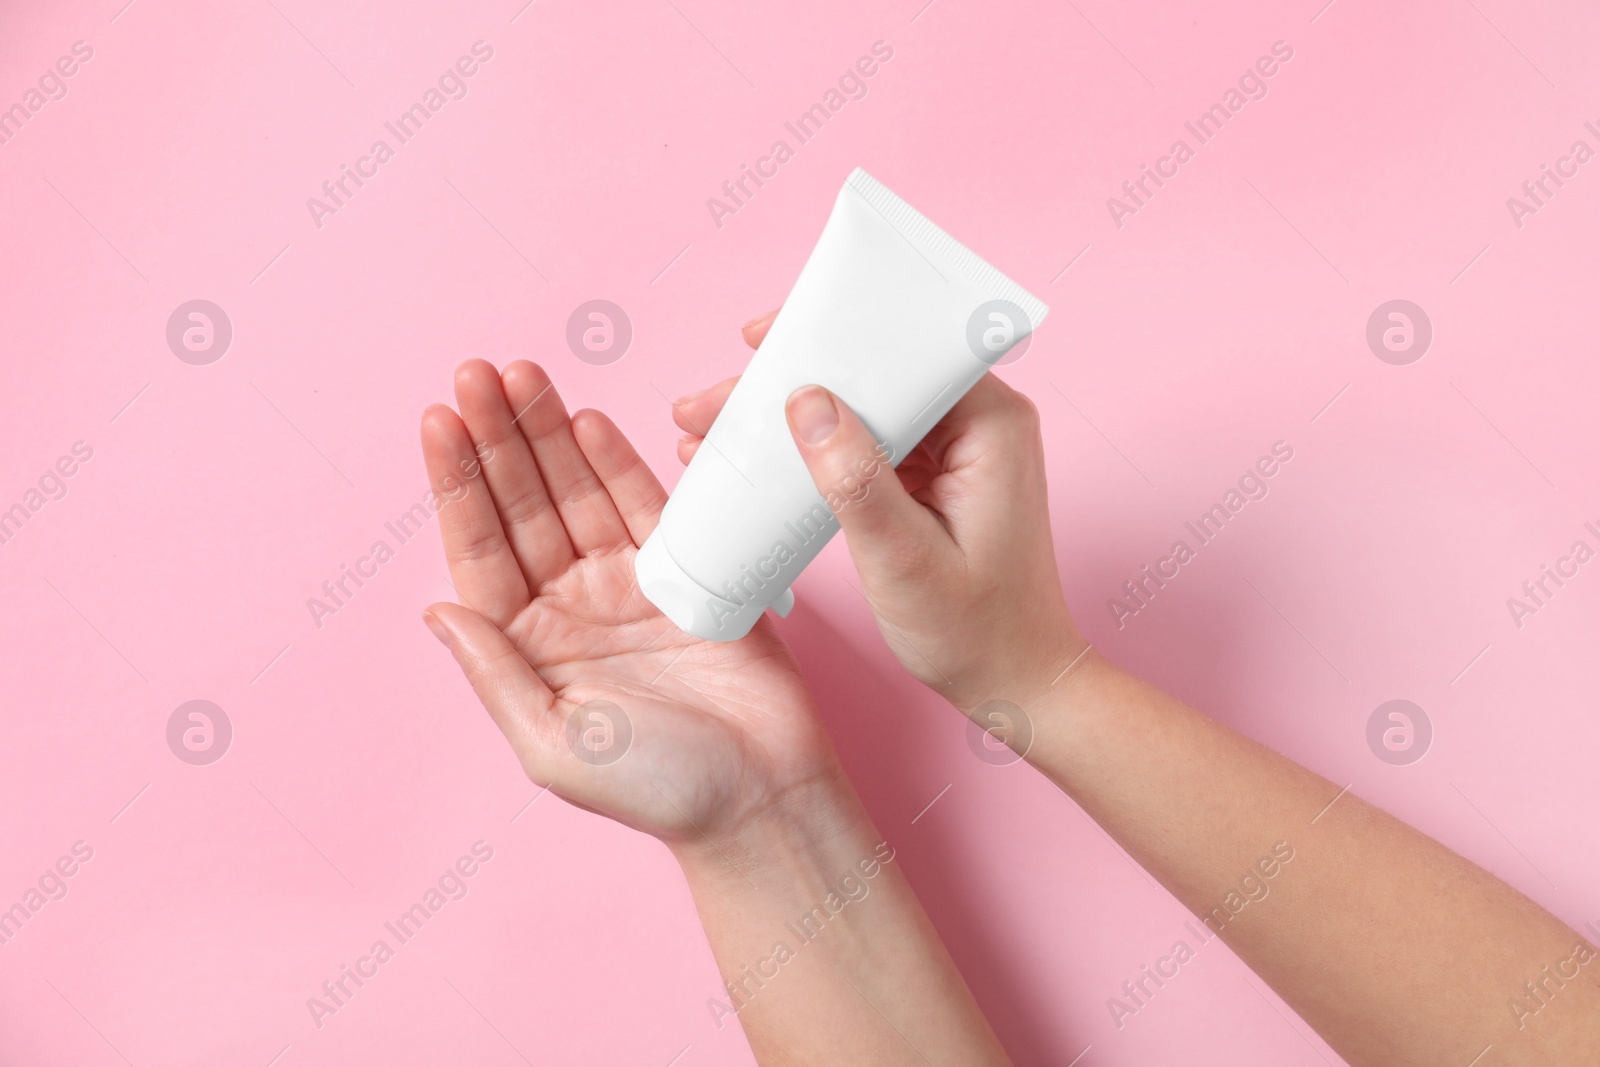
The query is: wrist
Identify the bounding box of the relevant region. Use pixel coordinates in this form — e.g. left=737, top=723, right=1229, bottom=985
left=948, top=613, right=1093, bottom=717
left=1019, top=644, right=1130, bottom=775
left=670, top=763, right=890, bottom=900
left=955, top=630, right=1117, bottom=770
left=1018, top=617, right=1097, bottom=711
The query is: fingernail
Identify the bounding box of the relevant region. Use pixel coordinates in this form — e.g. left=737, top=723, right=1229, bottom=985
left=674, top=388, right=705, bottom=406
left=742, top=311, right=771, bottom=330
left=422, top=611, right=450, bottom=646
left=788, top=386, right=839, bottom=445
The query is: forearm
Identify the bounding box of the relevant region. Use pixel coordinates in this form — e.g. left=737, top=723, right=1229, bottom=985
left=671, top=767, right=1010, bottom=1066
left=1026, top=650, right=1600, bottom=1066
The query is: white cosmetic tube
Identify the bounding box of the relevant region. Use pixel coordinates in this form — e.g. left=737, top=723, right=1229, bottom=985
left=635, top=168, right=1048, bottom=641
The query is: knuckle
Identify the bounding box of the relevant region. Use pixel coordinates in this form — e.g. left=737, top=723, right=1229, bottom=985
left=600, top=443, right=647, bottom=483
left=1011, top=391, right=1042, bottom=431
left=556, top=474, right=608, bottom=509
left=498, top=480, right=555, bottom=526
left=443, top=513, right=505, bottom=562
left=877, top=532, right=938, bottom=582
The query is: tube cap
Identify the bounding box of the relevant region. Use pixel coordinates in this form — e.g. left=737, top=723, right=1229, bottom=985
left=634, top=530, right=792, bottom=642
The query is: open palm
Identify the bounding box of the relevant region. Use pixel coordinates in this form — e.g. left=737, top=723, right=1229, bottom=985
left=421, top=360, right=838, bottom=846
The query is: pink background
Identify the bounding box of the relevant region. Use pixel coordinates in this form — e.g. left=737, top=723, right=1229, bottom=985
left=2, top=0, right=1598, bottom=1063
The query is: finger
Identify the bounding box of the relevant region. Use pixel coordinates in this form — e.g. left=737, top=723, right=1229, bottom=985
left=741, top=308, right=779, bottom=349
left=424, top=603, right=558, bottom=783
left=421, top=404, right=531, bottom=626
left=677, top=436, right=702, bottom=465
left=785, top=385, right=953, bottom=585
left=501, top=361, right=631, bottom=555
left=453, top=360, right=576, bottom=588
left=892, top=445, right=943, bottom=502
left=571, top=409, right=668, bottom=546
left=916, top=372, right=1031, bottom=469
left=671, top=375, right=739, bottom=436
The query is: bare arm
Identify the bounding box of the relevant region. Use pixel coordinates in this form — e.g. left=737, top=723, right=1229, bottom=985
left=420, top=359, right=1008, bottom=1066
left=1028, top=653, right=1600, bottom=1065
left=674, top=774, right=1010, bottom=1065
left=674, top=313, right=1600, bottom=1065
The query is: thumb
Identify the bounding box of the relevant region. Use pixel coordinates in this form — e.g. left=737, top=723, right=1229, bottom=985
left=784, top=385, right=947, bottom=585
left=423, top=603, right=558, bottom=780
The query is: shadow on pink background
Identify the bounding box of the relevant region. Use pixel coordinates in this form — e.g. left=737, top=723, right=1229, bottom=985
left=2, top=0, right=1598, bottom=1063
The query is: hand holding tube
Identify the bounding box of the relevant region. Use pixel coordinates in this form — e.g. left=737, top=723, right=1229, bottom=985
left=680, top=318, right=1600, bottom=1066
left=673, top=313, right=1087, bottom=714
left=637, top=169, right=1048, bottom=643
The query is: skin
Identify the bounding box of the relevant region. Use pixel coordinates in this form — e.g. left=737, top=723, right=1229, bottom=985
left=422, top=313, right=1600, bottom=1066
left=420, top=358, right=1008, bottom=1065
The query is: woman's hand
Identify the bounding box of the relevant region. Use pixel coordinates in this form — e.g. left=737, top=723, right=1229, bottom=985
left=420, top=359, right=843, bottom=848
left=672, top=311, right=1088, bottom=714
left=422, top=360, right=1017, bottom=1066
